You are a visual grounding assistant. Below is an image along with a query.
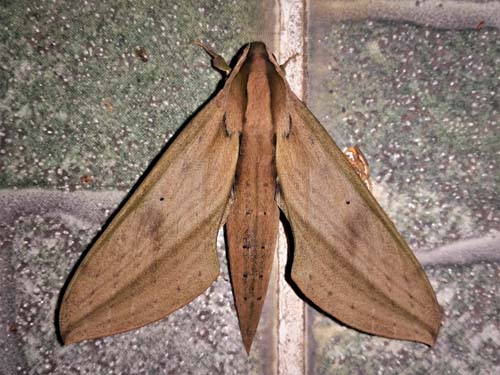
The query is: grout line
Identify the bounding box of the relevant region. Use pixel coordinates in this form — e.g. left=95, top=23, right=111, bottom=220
left=277, top=1, right=307, bottom=374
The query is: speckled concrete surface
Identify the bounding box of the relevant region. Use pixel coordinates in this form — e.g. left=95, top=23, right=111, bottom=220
left=0, top=1, right=275, bottom=374
left=1, top=0, right=499, bottom=374
left=307, top=2, right=499, bottom=374
left=0, top=0, right=270, bottom=190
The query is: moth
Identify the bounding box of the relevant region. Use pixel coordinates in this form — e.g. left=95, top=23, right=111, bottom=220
left=59, top=42, right=442, bottom=353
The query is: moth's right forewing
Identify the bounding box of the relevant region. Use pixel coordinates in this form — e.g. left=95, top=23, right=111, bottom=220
left=59, top=95, right=239, bottom=345
left=276, top=93, right=442, bottom=346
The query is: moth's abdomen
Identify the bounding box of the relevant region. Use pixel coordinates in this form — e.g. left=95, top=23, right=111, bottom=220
left=226, top=51, right=280, bottom=353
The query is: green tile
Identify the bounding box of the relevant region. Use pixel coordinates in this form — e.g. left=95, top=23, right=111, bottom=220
left=0, top=0, right=265, bottom=190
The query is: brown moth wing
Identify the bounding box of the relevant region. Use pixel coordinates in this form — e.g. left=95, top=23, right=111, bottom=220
left=59, top=95, right=239, bottom=344
left=276, top=93, right=442, bottom=346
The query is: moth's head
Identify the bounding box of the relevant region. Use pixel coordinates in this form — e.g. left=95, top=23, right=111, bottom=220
left=224, top=41, right=287, bottom=89
left=247, top=41, right=267, bottom=57
left=246, top=41, right=280, bottom=66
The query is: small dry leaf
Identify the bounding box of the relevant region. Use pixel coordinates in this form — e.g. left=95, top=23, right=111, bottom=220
left=7, top=323, right=17, bottom=333
left=79, top=175, right=94, bottom=185
left=135, top=47, right=149, bottom=62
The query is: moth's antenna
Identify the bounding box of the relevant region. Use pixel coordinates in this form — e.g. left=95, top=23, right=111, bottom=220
left=192, top=40, right=231, bottom=75
left=280, top=53, right=299, bottom=73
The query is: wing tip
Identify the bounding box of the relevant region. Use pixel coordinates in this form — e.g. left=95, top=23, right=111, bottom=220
left=412, top=327, right=439, bottom=347
left=425, top=309, right=443, bottom=348
left=393, top=304, right=442, bottom=347
left=420, top=300, right=443, bottom=347
left=58, top=319, right=87, bottom=346
left=59, top=327, right=83, bottom=346
left=61, top=334, right=80, bottom=346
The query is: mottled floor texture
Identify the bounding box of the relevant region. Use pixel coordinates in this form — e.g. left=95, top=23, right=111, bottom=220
left=1, top=0, right=499, bottom=374
left=306, top=1, right=499, bottom=374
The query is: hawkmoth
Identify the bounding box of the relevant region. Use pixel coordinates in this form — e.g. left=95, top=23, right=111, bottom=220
left=59, top=42, right=442, bottom=353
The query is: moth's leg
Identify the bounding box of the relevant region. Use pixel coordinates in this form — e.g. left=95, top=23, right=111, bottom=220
left=280, top=112, right=292, bottom=139
left=344, top=145, right=373, bottom=191
left=220, top=189, right=235, bottom=226
left=192, top=40, right=231, bottom=75
left=280, top=53, right=299, bottom=73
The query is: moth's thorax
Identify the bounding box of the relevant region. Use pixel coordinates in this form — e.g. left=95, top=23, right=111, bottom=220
left=244, top=61, right=273, bottom=129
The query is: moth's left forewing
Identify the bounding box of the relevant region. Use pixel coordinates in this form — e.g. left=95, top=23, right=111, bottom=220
left=275, top=92, right=442, bottom=346
left=59, top=81, right=240, bottom=346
